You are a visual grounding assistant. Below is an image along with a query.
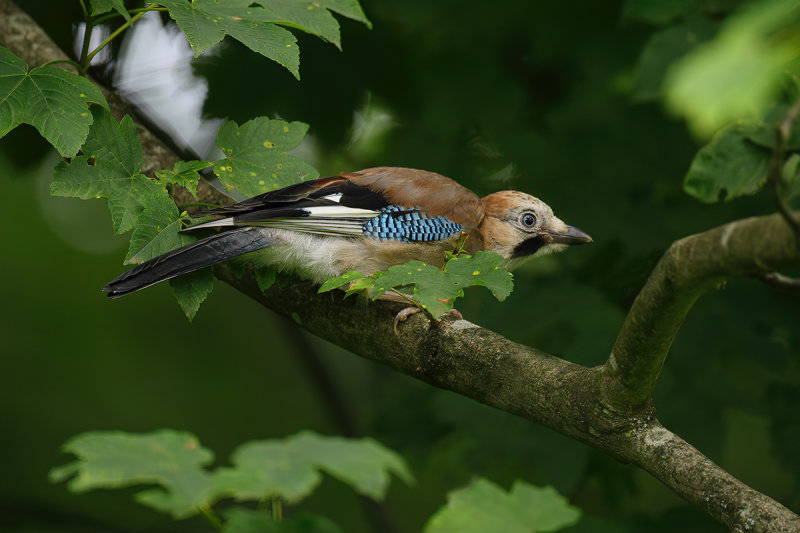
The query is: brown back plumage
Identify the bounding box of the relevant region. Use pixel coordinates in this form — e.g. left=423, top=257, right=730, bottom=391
left=343, top=167, right=485, bottom=228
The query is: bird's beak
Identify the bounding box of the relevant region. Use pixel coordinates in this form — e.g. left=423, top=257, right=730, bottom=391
left=547, top=225, right=593, bottom=245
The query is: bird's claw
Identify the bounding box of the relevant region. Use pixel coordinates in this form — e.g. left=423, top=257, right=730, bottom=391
left=393, top=307, right=463, bottom=335
left=393, top=306, right=421, bottom=335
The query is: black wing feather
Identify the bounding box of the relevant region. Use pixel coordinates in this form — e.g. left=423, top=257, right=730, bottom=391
left=203, top=176, right=390, bottom=217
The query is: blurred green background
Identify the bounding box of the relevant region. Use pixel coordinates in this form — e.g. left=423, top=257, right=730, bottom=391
left=1, top=0, right=798, bottom=532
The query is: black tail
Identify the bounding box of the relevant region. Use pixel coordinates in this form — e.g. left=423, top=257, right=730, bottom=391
left=103, top=227, right=279, bottom=298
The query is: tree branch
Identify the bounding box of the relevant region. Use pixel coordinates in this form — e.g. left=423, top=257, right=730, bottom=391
left=2, top=1, right=799, bottom=531
left=753, top=271, right=800, bottom=294
left=601, top=214, right=798, bottom=411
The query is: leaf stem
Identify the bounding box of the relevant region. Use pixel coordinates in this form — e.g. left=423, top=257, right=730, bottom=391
left=92, top=6, right=167, bottom=25
left=178, top=201, right=221, bottom=210
left=78, top=18, right=94, bottom=72
left=78, top=0, right=88, bottom=19
left=271, top=497, right=283, bottom=521
left=42, top=59, right=83, bottom=70
left=82, top=9, right=148, bottom=70
left=199, top=505, right=224, bottom=532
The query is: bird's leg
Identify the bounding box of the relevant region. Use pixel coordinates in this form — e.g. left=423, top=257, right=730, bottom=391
left=376, top=291, right=423, bottom=334
left=377, top=291, right=462, bottom=334
left=393, top=306, right=422, bottom=334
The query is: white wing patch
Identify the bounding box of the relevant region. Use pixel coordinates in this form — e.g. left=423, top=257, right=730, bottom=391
left=183, top=204, right=380, bottom=236
left=184, top=217, right=236, bottom=230
left=301, top=205, right=377, bottom=218
left=322, top=193, right=343, bottom=203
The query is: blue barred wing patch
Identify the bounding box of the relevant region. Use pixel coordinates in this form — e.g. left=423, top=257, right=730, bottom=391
left=362, top=205, right=463, bottom=242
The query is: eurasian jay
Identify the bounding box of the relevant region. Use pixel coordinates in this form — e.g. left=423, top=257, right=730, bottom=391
left=103, top=167, right=592, bottom=297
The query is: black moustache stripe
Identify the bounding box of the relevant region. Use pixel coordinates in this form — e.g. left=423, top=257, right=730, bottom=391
left=512, top=235, right=547, bottom=258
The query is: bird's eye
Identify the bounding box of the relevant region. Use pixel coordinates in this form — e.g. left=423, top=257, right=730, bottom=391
left=521, top=213, right=537, bottom=227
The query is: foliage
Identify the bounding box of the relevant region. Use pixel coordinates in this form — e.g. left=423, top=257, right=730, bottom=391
left=156, top=0, right=371, bottom=79
left=663, top=0, right=800, bottom=137
left=424, top=478, right=581, bottom=533
left=156, top=160, right=212, bottom=198
left=50, top=430, right=410, bottom=519
left=50, top=430, right=216, bottom=517
left=90, top=0, right=131, bottom=22
left=50, top=429, right=413, bottom=532
left=319, top=250, right=513, bottom=318
left=629, top=0, right=800, bottom=205
left=682, top=122, right=772, bottom=203
left=51, top=107, right=174, bottom=239
left=213, top=431, right=413, bottom=503
left=0, top=48, right=107, bottom=157
left=50, top=429, right=579, bottom=533
left=214, top=117, right=319, bottom=197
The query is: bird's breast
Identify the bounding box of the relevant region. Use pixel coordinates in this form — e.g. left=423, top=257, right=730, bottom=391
left=250, top=229, right=457, bottom=284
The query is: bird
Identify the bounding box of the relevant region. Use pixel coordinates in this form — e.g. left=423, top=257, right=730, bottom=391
left=103, top=167, right=592, bottom=299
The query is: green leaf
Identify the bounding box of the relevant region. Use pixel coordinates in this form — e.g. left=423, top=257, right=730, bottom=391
left=50, top=430, right=215, bottom=518
left=256, top=267, right=278, bottom=292
left=664, top=0, right=800, bottom=137
left=224, top=508, right=343, bottom=533
left=158, top=0, right=300, bottom=77
left=90, top=0, right=132, bottom=22
left=156, top=160, right=212, bottom=197
left=744, top=102, right=800, bottom=152
left=49, top=106, right=208, bottom=316
left=368, top=252, right=514, bottom=318
left=125, top=206, right=189, bottom=264
left=367, top=260, right=446, bottom=313
left=424, top=478, right=581, bottom=533
left=683, top=122, right=771, bottom=203
left=214, top=117, right=319, bottom=197
left=345, top=276, right=376, bottom=297
left=158, top=0, right=370, bottom=78
left=444, top=251, right=514, bottom=302
left=318, top=0, right=372, bottom=29
left=213, top=431, right=412, bottom=504
left=632, top=18, right=717, bottom=102
left=622, top=0, right=693, bottom=25
left=318, top=271, right=368, bottom=293
left=51, top=107, right=173, bottom=234
left=288, top=432, right=414, bottom=499
left=170, top=268, right=215, bottom=321
left=0, top=47, right=108, bottom=157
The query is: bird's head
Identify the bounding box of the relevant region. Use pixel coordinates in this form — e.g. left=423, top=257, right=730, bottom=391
left=475, top=191, right=592, bottom=268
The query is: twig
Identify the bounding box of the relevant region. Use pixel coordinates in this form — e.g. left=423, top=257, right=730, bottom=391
left=752, top=271, right=800, bottom=294
left=767, top=99, right=800, bottom=252
left=82, top=9, right=147, bottom=70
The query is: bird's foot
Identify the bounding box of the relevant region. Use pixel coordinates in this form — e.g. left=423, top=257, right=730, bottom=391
left=393, top=306, right=462, bottom=335
left=393, top=306, right=420, bottom=335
